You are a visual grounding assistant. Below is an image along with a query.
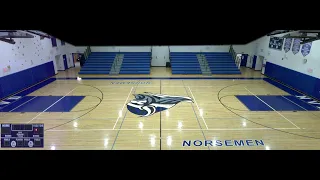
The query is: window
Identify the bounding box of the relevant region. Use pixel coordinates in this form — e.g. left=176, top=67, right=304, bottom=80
left=51, top=38, right=57, bottom=47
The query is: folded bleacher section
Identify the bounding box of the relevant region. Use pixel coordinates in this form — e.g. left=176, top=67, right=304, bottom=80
left=79, top=52, right=151, bottom=75
left=170, top=52, right=202, bottom=74
left=119, top=52, right=151, bottom=74
left=204, top=52, right=241, bottom=74
left=78, top=52, right=116, bottom=74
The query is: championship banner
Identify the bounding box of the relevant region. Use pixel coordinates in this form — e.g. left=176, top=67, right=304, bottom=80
left=292, top=38, right=301, bottom=55
left=269, top=36, right=284, bottom=50
left=284, top=38, right=293, bottom=53
left=301, top=42, right=312, bottom=57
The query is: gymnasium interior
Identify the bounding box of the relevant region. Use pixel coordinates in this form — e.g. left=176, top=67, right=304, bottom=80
left=0, top=30, right=320, bottom=150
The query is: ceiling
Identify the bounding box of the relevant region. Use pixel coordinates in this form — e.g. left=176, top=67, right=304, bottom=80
left=41, top=27, right=274, bottom=46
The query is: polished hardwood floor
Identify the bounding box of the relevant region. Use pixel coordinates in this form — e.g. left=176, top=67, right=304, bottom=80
left=1, top=66, right=320, bottom=150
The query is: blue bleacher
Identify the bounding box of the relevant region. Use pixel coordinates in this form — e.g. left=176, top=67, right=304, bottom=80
left=79, top=52, right=151, bottom=75
left=119, top=52, right=151, bottom=74
left=170, top=52, right=241, bottom=75
left=170, top=52, right=202, bottom=74
left=203, top=52, right=241, bottom=74
left=78, top=52, right=116, bottom=74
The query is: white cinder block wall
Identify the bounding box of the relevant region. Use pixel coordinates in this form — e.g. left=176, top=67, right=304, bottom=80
left=0, top=34, right=77, bottom=77
left=91, top=46, right=151, bottom=52
left=91, top=45, right=231, bottom=67
left=169, top=45, right=230, bottom=52
left=76, top=46, right=87, bottom=53
left=243, top=33, right=320, bottom=79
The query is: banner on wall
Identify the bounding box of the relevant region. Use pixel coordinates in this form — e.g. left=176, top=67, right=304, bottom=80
left=301, top=42, right=312, bottom=57
left=292, top=38, right=301, bottom=55
left=268, top=36, right=284, bottom=50
left=283, top=38, right=293, bottom=53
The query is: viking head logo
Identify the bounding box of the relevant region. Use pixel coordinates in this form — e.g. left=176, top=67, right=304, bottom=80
left=127, top=92, right=193, bottom=117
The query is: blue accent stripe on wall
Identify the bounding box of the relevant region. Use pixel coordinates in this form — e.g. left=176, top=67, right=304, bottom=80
left=15, top=78, right=56, bottom=97
left=264, top=78, right=301, bottom=96
left=264, top=62, right=320, bottom=100
left=0, top=61, right=55, bottom=100
left=0, top=84, right=3, bottom=99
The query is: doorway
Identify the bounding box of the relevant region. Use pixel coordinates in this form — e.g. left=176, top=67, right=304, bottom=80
left=151, top=46, right=169, bottom=67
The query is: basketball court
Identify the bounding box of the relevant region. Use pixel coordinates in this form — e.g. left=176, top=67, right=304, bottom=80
left=1, top=67, right=320, bottom=150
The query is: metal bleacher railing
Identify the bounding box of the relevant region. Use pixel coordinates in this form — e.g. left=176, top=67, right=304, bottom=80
left=168, top=46, right=171, bottom=63
left=151, top=47, right=153, bottom=66
left=199, top=50, right=211, bottom=73
left=84, top=46, right=92, bottom=60
left=229, top=45, right=237, bottom=62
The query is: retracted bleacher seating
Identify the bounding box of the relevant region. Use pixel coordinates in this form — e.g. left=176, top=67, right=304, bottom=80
left=170, top=52, right=202, bottom=74
left=78, top=52, right=116, bottom=74
left=204, top=52, right=241, bottom=74
left=119, top=52, right=151, bottom=74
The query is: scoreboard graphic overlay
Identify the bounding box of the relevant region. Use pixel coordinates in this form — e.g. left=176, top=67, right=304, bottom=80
left=1, top=124, right=44, bottom=148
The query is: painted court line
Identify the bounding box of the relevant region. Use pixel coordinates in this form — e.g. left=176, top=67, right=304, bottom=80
left=0, top=98, right=22, bottom=111
left=244, top=87, right=301, bottom=129
left=27, top=87, right=78, bottom=124
left=281, top=95, right=308, bottom=111
left=9, top=96, right=38, bottom=112
left=188, top=86, right=209, bottom=129
left=112, top=87, right=133, bottom=130
left=33, top=118, right=116, bottom=120
left=97, top=86, right=234, bottom=88
left=47, top=127, right=299, bottom=132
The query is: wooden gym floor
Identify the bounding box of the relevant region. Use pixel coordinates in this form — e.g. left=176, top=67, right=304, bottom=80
left=1, top=66, right=320, bottom=150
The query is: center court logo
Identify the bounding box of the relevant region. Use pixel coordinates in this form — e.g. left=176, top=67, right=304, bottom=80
left=127, top=92, right=193, bottom=117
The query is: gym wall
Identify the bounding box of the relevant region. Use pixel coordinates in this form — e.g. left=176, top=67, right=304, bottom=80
left=0, top=34, right=77, bottom=99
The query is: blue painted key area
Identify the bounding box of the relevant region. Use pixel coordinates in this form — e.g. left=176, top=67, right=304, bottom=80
left=0, top=78, right=56, bottom=110
left=0, top=96, right=36, bottom=112
left=0, top=96, right=84, bottom=112
left=258, top=96, right=304, bottom=111
left=282, top=95, right=319, bottom=111
left=236, top=95, right=319, bottom=111
left=47, top=96, right=85, bottom=112
left=11, top=96, right=62, bottom=112
left=264, top=77, right=320, bottom=110
left=236, top=95, right=272, bottom=111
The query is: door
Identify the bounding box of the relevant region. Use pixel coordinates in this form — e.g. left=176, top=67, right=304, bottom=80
left=68, top=54, right=74, bottom=68
left=151, top=46, right=169, bottom=67
left=53, top=57, right=58, bottom=74
left=261, top=59, right=267, bottom=74
left=63, top=54, right=68, bottom=70
left=73, top=53, right=78, bottom=63
left=55, top=55, right=64, bottom=71
left=252, top=55, right=257, bottom=69
left=255, top=55, right=264, bottom=70
left=241, top=54, right=248, bottom=66
left=236, top=54, right=242, bottom=69
left=246, top=56, right=252, bottom=68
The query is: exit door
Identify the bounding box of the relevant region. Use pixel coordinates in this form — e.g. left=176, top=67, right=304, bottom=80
left=63, top=54, right=68, bottom=70
left=261, top=59, right=267, bottom=74
left=151, top=46, right=169, bottom=66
